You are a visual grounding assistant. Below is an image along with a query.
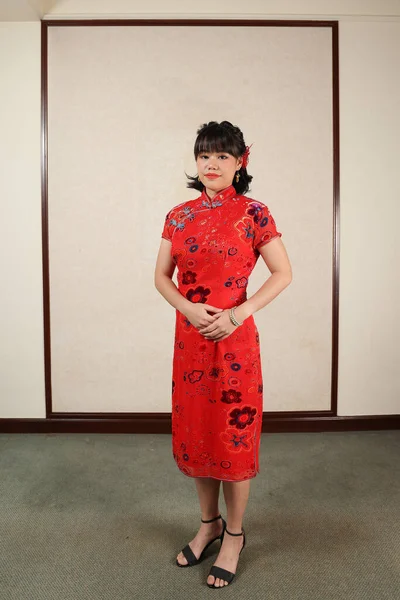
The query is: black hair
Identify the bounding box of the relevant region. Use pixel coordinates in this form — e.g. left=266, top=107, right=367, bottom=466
left=186, top=121, right=253, bottom=195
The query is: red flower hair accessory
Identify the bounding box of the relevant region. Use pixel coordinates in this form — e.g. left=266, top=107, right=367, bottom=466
left=241, top=144, right=253, bottom=169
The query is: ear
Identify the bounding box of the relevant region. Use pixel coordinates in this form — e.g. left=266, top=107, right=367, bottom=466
left=236, top=157, right=243, bottom=169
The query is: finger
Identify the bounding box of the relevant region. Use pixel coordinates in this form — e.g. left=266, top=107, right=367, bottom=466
left=199, top=312, right=219, bottom=324
left=201, top=329, right=220, bottom=338
left=206, top=314, right=219, bottom=323
left=205, top=305, right=224, bottom=313
left=203, top=328, right=227, bottom=339
left=202, top=311, right=225, bottom=327
left=214, top=333, right=231, bottom=342
left=198, top=316, right=218, bottom=329
left=199, top=323, right=219, bottom=334
left=202, top=331, right=219, bottom=338
left=213, top=333, right=229, bottom=342
left=210, top=311, right=224, bottom=320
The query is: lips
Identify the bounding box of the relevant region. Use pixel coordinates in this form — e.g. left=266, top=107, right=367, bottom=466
left=205, top=174, right=220, bottom=179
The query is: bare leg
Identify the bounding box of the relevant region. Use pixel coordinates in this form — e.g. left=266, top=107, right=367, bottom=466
left=176, top=477, right=224, bottom=566
left=207, top=479, right=250, bottom=587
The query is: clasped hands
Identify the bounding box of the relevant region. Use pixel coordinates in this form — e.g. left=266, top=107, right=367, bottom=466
left=184, top=303, right=239, bottom=342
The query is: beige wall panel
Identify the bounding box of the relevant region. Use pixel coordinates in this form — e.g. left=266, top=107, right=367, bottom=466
left=0, top=22, right=44, bottom=419
left=47, top=25, right=333, bottom=412
left=338, top=22, right=400, bottom=416
left=44, top=0, right=400, bottom=19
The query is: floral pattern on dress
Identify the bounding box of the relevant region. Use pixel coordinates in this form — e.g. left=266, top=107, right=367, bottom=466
left=161, top=185, right=282, bottom=481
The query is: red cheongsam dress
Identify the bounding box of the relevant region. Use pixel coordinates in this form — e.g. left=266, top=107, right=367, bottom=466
left=161, top=184, right=282, bottom=481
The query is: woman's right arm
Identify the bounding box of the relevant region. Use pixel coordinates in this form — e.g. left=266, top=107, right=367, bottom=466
left=154, top=239, right=222, bottom=327
left=154, top=239, right=192, bottom=315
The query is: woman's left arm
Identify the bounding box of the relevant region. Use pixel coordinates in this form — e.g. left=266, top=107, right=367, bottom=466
left=200, top=237, right=292, bottom=340
left=234, top=237, right=292, bottom=323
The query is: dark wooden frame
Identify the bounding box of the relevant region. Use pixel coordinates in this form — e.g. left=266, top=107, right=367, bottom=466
left=2, top=18, right=397, bottom=434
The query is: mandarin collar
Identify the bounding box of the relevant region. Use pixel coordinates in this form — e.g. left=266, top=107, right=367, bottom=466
left=200, top=185, right=237, bottom=209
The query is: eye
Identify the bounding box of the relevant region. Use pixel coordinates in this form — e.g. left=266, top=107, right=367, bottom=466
left=218, top=155, right=228, bottom=159
left=199, top=154, right=209, bottom=159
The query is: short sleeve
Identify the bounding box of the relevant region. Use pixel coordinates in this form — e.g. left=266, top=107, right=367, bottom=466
left=161, top=209, right=174, bottom=242
left=252, top=202, right=282, bottom=251
left=161, top=200, right=191, bottom=242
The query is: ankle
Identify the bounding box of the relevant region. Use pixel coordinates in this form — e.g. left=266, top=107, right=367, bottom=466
left=225, top=526, right=243, bottom=536
left=201, top=513, right=221, bottom=523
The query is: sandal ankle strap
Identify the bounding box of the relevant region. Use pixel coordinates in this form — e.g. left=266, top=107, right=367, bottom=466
left=201, top=514, right=222, bottom=523
left=225, top=527, right=244, bottom=536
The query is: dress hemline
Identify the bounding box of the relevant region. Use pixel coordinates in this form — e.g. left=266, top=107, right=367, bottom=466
left=176, top=462, right=259, bottom=483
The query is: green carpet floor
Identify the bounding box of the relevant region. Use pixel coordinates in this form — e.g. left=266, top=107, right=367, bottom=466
left=0, top=431, right=399, bottom=599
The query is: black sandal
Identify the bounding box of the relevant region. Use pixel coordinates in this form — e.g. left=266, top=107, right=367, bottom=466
left=176, top=514, right=226, bottom=568
left=206, top=526, right=246, bottom=588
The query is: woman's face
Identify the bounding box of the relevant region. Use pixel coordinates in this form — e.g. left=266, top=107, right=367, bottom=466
left=196, top=151, right=242, bottom=198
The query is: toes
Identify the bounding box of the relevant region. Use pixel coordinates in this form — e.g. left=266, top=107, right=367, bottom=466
left=177, top=552, right=187, bottom=566
left=207, top=576, right=228, bottom=588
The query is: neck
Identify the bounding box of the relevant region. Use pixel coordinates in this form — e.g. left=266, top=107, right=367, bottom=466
left=204, top=184, right=233, bottom=200
left=204, top=187, right=217, bottom=200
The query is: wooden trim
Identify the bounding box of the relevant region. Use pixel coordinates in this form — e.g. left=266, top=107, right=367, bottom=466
left=0, top=414, right=399, bottom=434
left=331, top=21, right=340, bottom=415
left=41, top=21, right=53, bottom=418
left=43, top=19, right=338, bottom=27
left=41, top=19, right=341, bottom=420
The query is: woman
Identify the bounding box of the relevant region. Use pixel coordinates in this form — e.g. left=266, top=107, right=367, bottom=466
left=154, top=121, right=292, bottom=588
